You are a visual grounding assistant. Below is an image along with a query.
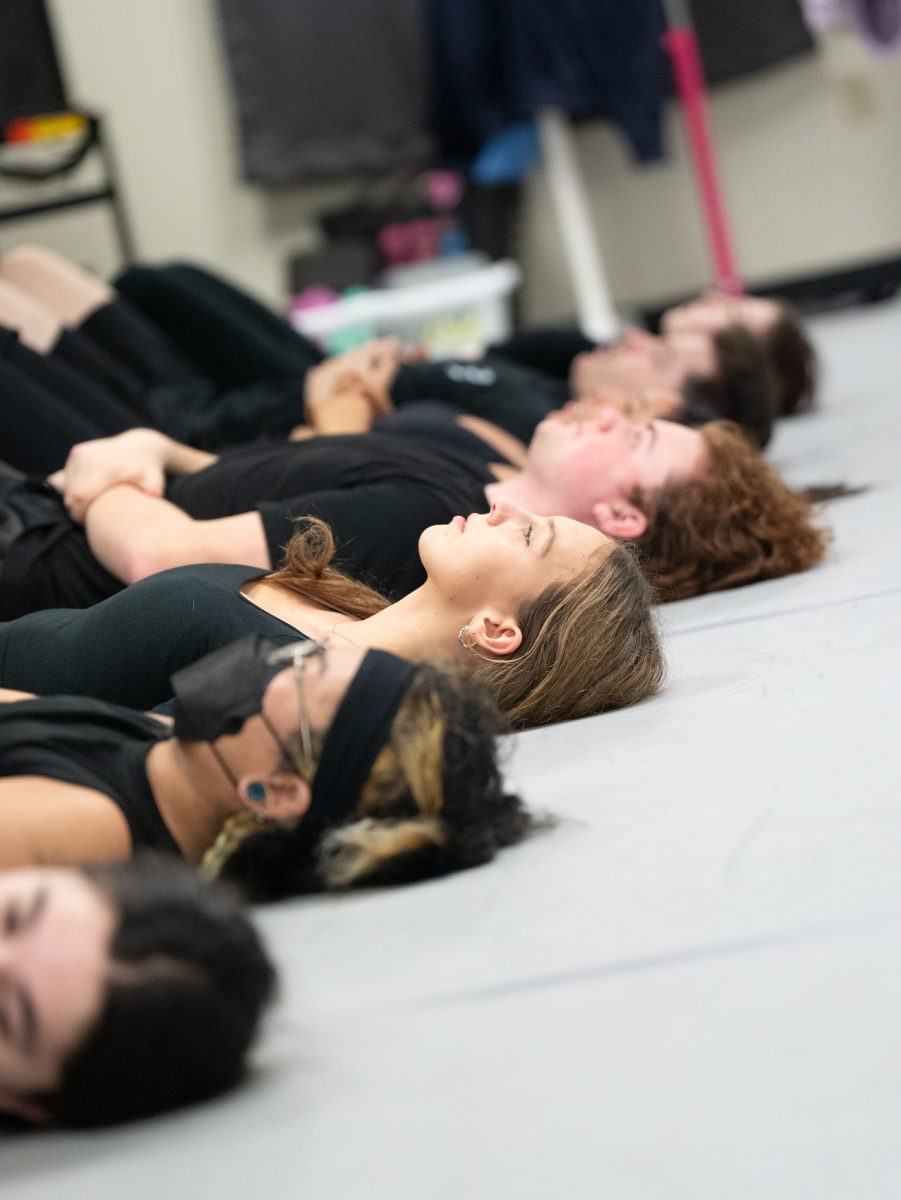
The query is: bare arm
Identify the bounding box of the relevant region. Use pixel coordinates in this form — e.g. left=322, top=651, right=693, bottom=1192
left=47, top=428, right=219, bottom=523
left=300, top=338, right=402, bottom=435
left=0, top=777, right=132, bottom=868
left=0, top=688, right=37, bottom=703
left=302, top=376, right=379, bottom=435
left=84, top=483, right=272, bottom=584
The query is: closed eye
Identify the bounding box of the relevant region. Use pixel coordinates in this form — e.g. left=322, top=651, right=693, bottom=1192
left=523, top=523, right=533, bottom=546
left=0, top=888, right=46, bottom=1054
left=3, top=901, right=21, bottom=934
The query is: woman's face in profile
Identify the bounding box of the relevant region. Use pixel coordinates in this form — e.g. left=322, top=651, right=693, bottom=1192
left=0, top=868, right=114, bottom=1123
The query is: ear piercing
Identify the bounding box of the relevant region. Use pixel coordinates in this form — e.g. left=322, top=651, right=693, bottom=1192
left=458, top=625, right=473, bottom=649
left=246, top=781, right=266, bottom=804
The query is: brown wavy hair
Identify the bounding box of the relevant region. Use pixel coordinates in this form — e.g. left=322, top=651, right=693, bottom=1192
left=635, top=421, right=829, bottom=601
left=264, top=516, right=390, bottom=618
left=467, top=542, right=664, bottom=727
left=264, top=518, right=664, bottom=729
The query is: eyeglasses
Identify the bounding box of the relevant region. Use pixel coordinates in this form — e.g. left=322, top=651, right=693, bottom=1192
left=264, top=639, right=327, bottom=776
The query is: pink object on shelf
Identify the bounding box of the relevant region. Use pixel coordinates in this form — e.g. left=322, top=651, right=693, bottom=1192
left=290, top=286, right=338, bottom=316
left=665, top=24, right=743, bottom=296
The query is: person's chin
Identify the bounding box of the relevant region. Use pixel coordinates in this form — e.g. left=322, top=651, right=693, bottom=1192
left=534, top=414, right=572, bottom=439
left=418, top=523, right=449, bottom=563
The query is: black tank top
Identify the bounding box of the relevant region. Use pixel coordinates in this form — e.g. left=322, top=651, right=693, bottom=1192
left=0, top=696, right=179, bottom=854
left=0, top=563, right=306, bottom=711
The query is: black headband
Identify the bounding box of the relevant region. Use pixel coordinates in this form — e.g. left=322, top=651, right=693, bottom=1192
left=308, top=649, right=417, bottom=833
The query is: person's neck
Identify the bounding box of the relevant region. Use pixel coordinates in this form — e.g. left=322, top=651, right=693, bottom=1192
left=145, top=740, right=241, bottom=863
left=328, top=584, right=465, bottom=663
left=483, top=469, right=561, bottom=515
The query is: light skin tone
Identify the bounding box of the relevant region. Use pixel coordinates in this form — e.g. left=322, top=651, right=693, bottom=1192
left=0, top=500, right=601, bottom=864
left=569, top=328, right=717, bottom=399
left=558, top=382, right=684, bottom=423
left=0, top=644, right=368, bottom=869
left=244, top=498, right=611, bottom=662
left=486, top=407, right=706, bottom=541
left=332, top=499, right=611, bottom=661
left=47, top=398, right=703, bottom=589
left=41, top=319, right=707, bottom=600
left=0, top=867, right=115, bottom=1123
left=661, top=290, right=781, bottom=339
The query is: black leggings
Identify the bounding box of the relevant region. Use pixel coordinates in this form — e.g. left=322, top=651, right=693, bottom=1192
left=0, top=329, right=139, bottom=474
left=118, top=261, right=594, bottom=384
left=115, top=262, right=324, bottom=385
left=1, top=260, right=589, bottom=475
left=0, top=267, right=319, bottom=473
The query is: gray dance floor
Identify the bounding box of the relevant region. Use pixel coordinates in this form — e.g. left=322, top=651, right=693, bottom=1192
left=6, top=299, right=901, bottom=1197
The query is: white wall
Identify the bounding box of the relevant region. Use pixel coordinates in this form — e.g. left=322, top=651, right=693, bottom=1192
left=2, top=3, right=900, bottom=323
left=521, top=29, right=901, bottom=321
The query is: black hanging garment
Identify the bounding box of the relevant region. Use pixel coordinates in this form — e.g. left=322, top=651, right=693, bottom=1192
left=427, top=0, right=666, bottom=166
left=216, top=0, right=434, bottom=182
left=687, top=0, right=815, bottom=86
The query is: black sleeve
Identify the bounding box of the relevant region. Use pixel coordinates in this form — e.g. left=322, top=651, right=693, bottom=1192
left=256, top=480, right=452, bottom=599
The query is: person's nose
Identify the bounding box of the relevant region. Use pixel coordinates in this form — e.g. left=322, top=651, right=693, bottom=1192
left=487, top=499, right=530, bottom=526
left=624, top=328, right=655, bottom=349
left=590, top=405, right=626, bottom=434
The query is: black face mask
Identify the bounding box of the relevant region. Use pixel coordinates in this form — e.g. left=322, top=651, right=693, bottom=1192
left=170, top=635, right=297, bottom=743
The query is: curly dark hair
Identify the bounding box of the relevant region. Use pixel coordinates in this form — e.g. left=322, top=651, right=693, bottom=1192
left=217, top=662, right=532, bottom=899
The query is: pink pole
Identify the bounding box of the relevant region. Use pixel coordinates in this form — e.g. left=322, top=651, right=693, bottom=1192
left=664, top=23, right=743, bottom=295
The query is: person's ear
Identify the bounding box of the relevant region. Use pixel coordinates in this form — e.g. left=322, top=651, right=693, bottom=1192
left=592, top=499, right=648, bottom=540
left=237, top=774, right=312, bottom=822
left=465, top=612, right=523, bottom=658
left=0, top=1090, right=51, bottom=1125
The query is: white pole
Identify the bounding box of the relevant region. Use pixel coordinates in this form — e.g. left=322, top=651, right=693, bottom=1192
left=536, top=107, right=620, bottom=342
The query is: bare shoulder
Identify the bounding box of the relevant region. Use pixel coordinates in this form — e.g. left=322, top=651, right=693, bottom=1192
left=0, top=776, right=132, bottom=868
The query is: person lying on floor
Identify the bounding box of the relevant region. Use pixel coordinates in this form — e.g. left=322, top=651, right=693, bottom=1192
left=0, top=511, right=662, bottom=727
left=25, top=384, right=827, bottom=626
left=0, top=855, right=275, bottom=1128
left=497, top=289, right=816, bottom=421
left=0, top=246, right=780, bottom=454
left=0, top=635, right=531, bottom=890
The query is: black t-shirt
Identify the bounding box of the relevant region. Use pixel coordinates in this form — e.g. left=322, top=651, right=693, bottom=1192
left=134, top=354, right=568, bottom=452
left=0, top=696, right=179, bottom=853
left=168, top=433, right=494, bottom=598
left=391, top=356, right=569, bottom=445
left=0, top=434, right=494, bottom=616
left=0, top=563, right=304, bottom=710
